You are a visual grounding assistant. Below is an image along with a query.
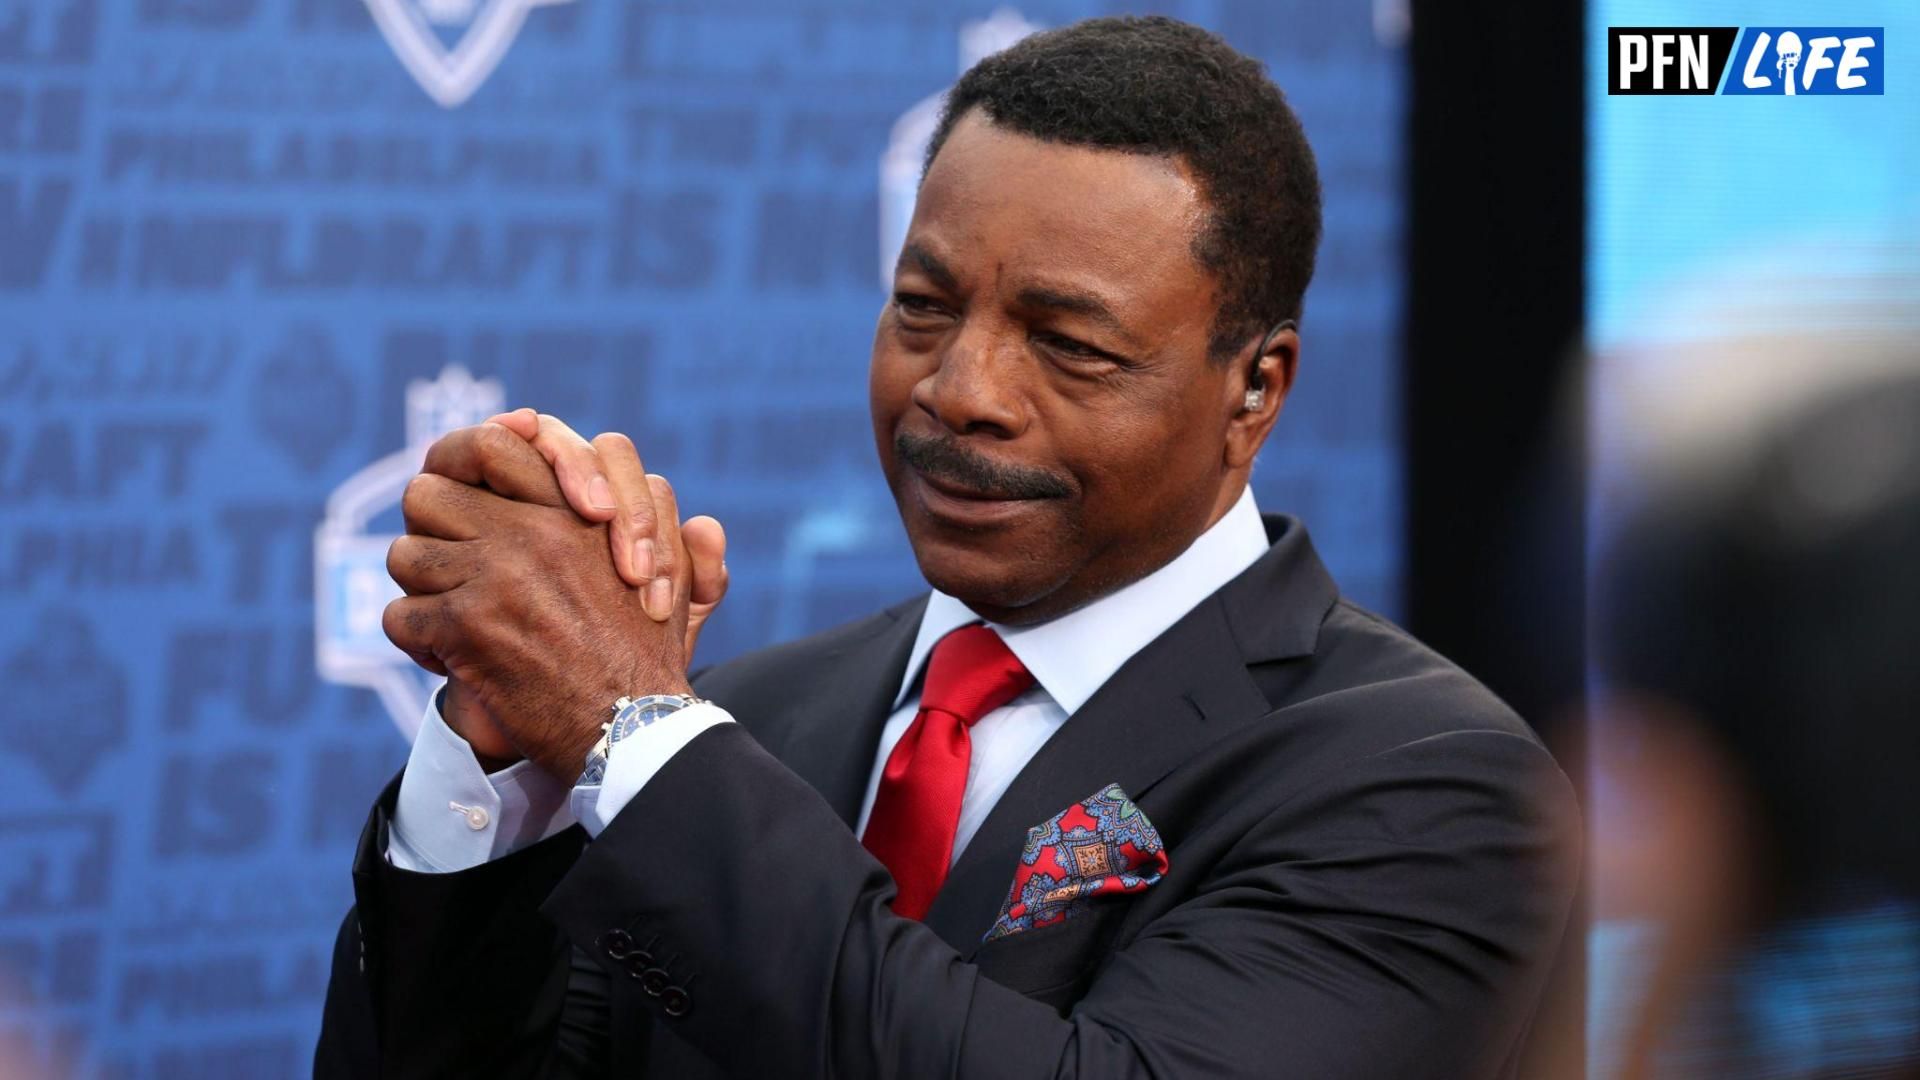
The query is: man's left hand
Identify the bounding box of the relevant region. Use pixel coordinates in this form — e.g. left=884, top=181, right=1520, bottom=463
left=382, top=422, right=695, bottom=780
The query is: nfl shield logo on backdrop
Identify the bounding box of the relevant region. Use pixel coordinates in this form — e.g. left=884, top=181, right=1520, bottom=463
left=314, top=366, right=506, bottom=738
left=364, top=0, right=576, bottom=108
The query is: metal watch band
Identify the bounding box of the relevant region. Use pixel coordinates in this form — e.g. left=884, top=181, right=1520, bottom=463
left=578, top=693, right=707, bottom=786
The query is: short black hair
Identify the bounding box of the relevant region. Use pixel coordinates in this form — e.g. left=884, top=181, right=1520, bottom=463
left=925, top=15, right=1323, bottom=362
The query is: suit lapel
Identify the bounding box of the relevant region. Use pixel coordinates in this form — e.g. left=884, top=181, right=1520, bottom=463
left=921, top=596, right=1267, bottom=954
left=922, top=514, right=1338, bottom=956
left=771, top=595, right=926, bottom=829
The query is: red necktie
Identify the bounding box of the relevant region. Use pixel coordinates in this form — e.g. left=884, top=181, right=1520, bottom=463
left=862, top=624, right=1034, bottom=920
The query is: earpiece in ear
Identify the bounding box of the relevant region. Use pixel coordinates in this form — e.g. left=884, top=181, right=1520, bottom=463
left=1241, top=318, right=1294, bottom=415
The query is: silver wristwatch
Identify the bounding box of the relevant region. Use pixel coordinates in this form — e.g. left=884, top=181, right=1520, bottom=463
left=579, top=694, right=706, bottom=786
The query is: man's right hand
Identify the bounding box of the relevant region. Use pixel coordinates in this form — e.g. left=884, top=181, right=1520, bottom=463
left=397, top=411, right=728, bottom=770
left=484, top=409, right=729, bottom=659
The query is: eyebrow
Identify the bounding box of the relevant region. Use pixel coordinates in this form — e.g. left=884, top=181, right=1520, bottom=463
left=897, top=243, right=960, bottom=293
left=1014, top=285, right=1142, bottom=349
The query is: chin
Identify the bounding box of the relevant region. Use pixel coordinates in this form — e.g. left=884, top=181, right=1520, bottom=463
left=907, top=529, right=1063, bottom=616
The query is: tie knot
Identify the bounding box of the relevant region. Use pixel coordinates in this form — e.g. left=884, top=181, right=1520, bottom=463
left=919, top=624, right=1033, bottom=726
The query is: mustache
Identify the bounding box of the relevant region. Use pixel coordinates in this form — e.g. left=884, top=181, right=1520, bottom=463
left=895, top=432, right=1073, bottom=500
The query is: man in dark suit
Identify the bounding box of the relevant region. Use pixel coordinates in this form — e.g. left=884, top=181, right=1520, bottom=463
left=319, top=16, right=1579, bottom=1078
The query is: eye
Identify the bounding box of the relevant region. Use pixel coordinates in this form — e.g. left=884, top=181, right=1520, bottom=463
left=1033, top=332, right=1120, bottom=367
left=1038, top=333, right=1098, bottom=357
left=893, top=293, right=951, bottom=328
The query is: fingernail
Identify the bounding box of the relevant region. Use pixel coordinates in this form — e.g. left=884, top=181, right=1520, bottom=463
left=633, top=538, right=655, bottom=580
left=588, top=475, right=615, bottom=510
left=646, top=577, right=673, bottom=620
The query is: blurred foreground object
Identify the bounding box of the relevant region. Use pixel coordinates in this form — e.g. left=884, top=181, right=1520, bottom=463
left=1591, top=277, right=1920, bottom=1077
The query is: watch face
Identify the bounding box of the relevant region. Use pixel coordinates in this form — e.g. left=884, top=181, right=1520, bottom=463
left=607, top=711, right=645, bottom=745
left=606, top=695, right=698, bottom=751
left=634, top=701, right=680, bottom=725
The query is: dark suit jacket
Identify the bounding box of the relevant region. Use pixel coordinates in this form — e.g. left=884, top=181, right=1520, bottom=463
left=316, top=515, right=1580, bottom=1078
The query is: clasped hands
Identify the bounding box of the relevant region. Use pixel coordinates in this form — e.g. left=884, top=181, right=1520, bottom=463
left=382, top=408, right=728, bottom=779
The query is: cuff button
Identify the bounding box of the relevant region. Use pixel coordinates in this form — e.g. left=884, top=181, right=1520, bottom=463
left=449, top=801, right=490, bottom=830
left=661, top=987, right=691, bottom=1017
left=640, top=967, right=670, bottom=996
left=599, top=930, right=633, bottom=960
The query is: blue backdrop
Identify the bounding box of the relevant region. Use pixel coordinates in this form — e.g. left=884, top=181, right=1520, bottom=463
left=0, top=2, right=1404, bottom=1074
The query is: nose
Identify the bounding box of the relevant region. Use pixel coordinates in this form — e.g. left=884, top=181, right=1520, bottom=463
left=911, top=330, right=1028, bottom=440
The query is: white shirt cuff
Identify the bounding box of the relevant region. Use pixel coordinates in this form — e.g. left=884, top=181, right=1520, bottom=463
left=387, top=690, right=577, bottom=873
left=570, top=702, right=735, bottom=836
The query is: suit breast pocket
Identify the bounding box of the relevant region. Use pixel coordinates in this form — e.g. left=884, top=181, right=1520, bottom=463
left=972, top=910, right=1117, bottom=1014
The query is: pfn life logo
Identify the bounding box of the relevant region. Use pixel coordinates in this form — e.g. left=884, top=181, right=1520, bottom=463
left=1609, top=27, right=1883, bottom=95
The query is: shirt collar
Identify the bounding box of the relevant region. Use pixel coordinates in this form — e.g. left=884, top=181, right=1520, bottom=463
left=893, top=485, right=1270, bottom=715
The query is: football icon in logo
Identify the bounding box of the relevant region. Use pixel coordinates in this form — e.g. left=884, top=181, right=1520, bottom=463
left=252, top=325, right=356, bottom=473
left=0, top=610, right=126, bottom=793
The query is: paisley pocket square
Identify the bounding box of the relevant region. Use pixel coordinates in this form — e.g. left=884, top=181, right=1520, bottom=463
left=983, top=783, right=1168, bottom=943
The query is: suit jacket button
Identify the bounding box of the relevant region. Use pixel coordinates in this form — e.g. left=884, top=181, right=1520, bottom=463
left=662, top=986, right=691, bottom=1017
left=624, top=954, right=654, bottom=980
left=599, top=930, right=634, bottom=959
left=640, top=967, right=671, bottom=997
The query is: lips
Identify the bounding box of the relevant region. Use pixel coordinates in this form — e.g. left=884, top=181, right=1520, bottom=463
left=907, top=467, right=1040, bottom=526
left=917, top=469, right=1016, bottom=502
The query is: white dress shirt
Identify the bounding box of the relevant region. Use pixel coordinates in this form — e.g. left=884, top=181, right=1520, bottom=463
left=387, top=486, right=1270, bottom=874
